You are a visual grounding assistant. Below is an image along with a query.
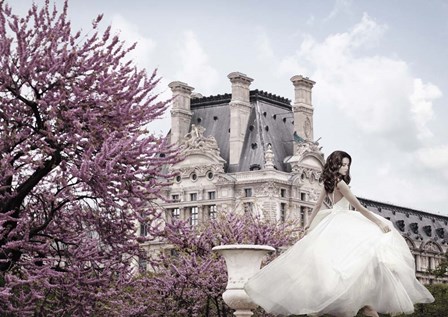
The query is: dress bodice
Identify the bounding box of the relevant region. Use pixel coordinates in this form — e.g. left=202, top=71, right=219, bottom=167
left=332, top=196, right=350, bottom=210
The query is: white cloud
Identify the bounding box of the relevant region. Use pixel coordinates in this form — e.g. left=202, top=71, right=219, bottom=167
left=111, top=14, right=156, bottom=72
left=349, top=13, right=387, bottom=49
left=174, top=31, right=219, bottom=96
left=409, top=78, right=442, bottom=140
left=416, top=145, right=448, bottom=177
left=256, top=13, right=447, bottom=213
left=255, top=32, right=309, bottom=79
left=293, top=15, right=417, bottom=138
left=274, top=13, right=444, bottom=151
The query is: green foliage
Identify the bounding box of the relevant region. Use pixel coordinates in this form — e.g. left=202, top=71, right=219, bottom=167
left=256, top=284, right=448, bottom=317
left=433, top=253, right=448, bottom=278
left=396, top=284, right=448, bottom=317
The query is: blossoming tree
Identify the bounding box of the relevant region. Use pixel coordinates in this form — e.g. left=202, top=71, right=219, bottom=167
left=0, top=1, right=177, bottom=315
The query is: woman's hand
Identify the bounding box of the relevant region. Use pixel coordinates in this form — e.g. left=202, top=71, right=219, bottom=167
left=377, top=222, right=391, bottom=233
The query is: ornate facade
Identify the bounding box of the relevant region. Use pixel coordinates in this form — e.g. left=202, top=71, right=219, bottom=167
left=144, top=72, right=447, bottom=284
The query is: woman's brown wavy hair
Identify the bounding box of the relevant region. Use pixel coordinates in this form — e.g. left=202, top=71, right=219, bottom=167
left=319, top=150, right=352, bottom=193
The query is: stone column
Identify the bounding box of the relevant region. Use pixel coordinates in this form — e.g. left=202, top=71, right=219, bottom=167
left=169, top=81, right=194, bottom=145
left=228, top=72, right=253, bottom=165
left=414, top=254, right=419, bottom=271
left=290, top=75, right=316, bottom=152
left=304, top=207, right=309, bottom=226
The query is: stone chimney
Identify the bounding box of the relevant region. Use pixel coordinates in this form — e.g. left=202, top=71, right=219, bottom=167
left=228, top=72, right=254, bottom=165
left=290, top=75, right=316, bottom=150
left=169, top=81, right=194, bottom=145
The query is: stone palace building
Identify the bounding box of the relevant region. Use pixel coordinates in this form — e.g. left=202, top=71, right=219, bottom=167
left=144, top=71, right=448, bottom=284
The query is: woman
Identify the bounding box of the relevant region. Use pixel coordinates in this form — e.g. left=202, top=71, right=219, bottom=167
left=244, top=151, right=434, bottom=317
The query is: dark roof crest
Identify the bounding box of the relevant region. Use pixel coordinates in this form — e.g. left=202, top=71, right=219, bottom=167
left=190, top=90, right=291, bottom=108
left=191, top=93, right=232, bottom=107
left=250, top=89, right=291, bottom=108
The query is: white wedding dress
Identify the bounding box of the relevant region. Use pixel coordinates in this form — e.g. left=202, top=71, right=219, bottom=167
left=244, top=197, right=434, bottom=316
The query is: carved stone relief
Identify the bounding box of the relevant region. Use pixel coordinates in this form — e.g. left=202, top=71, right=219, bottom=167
left=424, top=242, right=441, bottom=253
left=290, top=165, right=322, bottom=182
left=410, top=223, right=419, bottom=234
left=177, top=164, right=224, bottom=178
left=182, top=124, right=220, bottom=155
left=309, top=188, right=321, bottom=203
left=423, top=225, right=432, bottom=237
left=395, top=220, right=405, bottom=232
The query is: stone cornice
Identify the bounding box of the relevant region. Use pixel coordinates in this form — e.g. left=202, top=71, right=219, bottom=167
left=227, top=72, right=254, bottom=85
left=168, top=81, right=194, bottom=94
left=290, top=75, right=316, bottom=88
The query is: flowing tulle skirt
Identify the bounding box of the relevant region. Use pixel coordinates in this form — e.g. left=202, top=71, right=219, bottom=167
left=244, top=200, right=434, bottom=316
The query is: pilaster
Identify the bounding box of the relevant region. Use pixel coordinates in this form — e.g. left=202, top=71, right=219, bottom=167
left=290, top=75, right=316, bottom=153
left=169, top=81, right=194, bottom=145
left=228, top=72, right=253, bottom=165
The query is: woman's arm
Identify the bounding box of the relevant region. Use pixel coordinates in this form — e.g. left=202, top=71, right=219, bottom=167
left=304, top=189, right=326, bottom=233
left=337, top=180, right=390, bottom=233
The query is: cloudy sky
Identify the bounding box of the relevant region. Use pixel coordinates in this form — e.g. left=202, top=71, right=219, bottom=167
left=11, top=0, right=448, bottom=215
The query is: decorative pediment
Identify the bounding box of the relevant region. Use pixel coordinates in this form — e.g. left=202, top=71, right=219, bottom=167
left=178, top=124, right=225, bottom=162
left=171, top=124, right=225, bottom=178
left=295, top=141, right=325, bottom=163
left=181, top=124, right=221, bottom=158
left=422, top=241, right=443, bottom=253
left=284, top=140, right=325, bottom=175
left=300, top=155, right=325, bottom=169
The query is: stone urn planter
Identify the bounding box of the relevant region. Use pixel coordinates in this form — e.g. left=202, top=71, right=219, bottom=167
left=212, top=244, right=275, bottom=317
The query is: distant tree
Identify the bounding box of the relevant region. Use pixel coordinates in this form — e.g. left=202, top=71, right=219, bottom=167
left=134, top=212, right=301, bottom=317
left=433, top=252, right=448, bottom=278
left=0, top=1, right=177, bottom=315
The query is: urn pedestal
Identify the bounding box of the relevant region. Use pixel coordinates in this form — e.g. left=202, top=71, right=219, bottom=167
left=212, top=244, right=275, bottom=317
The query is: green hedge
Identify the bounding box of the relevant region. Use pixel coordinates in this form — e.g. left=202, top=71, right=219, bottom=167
left=393, top=283, right=448, bottom=317
left=353, top=284, right=448, bottom=317
left=269, top=284, right=448, bottom=317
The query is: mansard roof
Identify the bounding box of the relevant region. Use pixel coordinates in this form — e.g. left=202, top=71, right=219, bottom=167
left=359, top=197, right=448, bottom=248
left=190, top=90, right=294, bottom=173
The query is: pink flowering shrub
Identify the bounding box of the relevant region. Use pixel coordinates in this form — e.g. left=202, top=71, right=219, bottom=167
left=133, top=212, right=301, bottom=317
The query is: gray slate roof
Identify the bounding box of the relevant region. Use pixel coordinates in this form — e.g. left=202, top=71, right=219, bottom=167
left=190, top=90, right=293, bottom=173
